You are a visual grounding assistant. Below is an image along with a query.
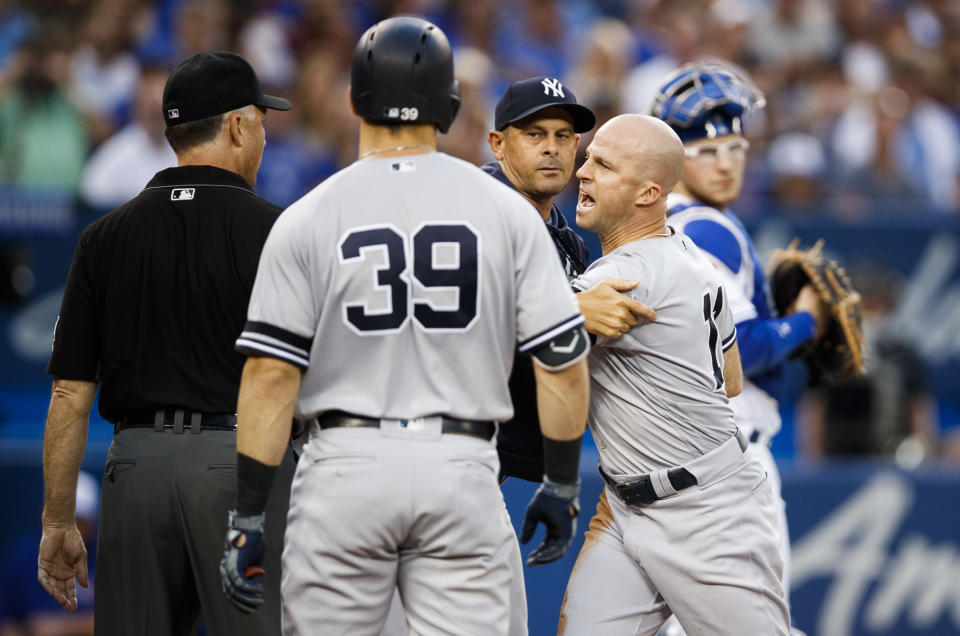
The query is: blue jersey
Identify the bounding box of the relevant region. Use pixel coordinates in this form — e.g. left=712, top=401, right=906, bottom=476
left=667, top=194, right=815, bottom=416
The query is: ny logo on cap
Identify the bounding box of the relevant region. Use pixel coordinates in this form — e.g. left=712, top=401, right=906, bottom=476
left=541, top=78, right=564, bottom=98
left=168, top=108, right=180, bottom=119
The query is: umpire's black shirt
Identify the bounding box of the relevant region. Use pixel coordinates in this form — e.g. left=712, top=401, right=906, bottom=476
left=481, top=162, right=589, bottom=481
left=47, top=166, right=282, bottom=423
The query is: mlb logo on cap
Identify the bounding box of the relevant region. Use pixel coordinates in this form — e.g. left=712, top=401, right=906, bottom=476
left=162, top=51, right=292, bottom=127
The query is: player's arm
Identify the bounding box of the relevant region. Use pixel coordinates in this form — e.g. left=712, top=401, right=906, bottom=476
left=39, top=378, right=97, bottom=611
left=236, top=355, right=300, bottom=469
left=576, top=279, right=657, bottom=339
left=734, top=314, right=817, bottom=376
left=682, top=219, right=820, bottom=375
left=39, top=233, right=99, bottom=611
left=519, top=326, right=590, bottom=566
left=220, top=354, right=300, bottom=614
left=723, top=341, right=743, bottom=398
left=221, top=208, right=313, bottom=613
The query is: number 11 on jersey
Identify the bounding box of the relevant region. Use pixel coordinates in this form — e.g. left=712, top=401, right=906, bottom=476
left=702, top=287, right=725, bottom=390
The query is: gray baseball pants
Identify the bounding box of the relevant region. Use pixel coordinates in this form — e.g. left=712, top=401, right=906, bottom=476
left=281, top=423, right=520, bottom=635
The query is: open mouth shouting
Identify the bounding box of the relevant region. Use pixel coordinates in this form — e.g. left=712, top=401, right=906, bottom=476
left=577, top=189, right=596, bottom=213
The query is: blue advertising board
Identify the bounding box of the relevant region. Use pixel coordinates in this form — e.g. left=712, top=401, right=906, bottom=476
left=3, top=445, right=960, bottom=635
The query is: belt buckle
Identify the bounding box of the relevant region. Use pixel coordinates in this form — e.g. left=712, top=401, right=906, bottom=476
left=380, top=416, right=443, bottom=440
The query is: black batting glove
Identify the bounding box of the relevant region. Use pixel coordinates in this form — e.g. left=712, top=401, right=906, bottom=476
left=219, top=511, right=267, bottom=613
left=519, top=477, right=580, bottom=567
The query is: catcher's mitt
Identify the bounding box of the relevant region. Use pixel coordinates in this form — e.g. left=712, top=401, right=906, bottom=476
left=769, top=239, right=866, bottom=380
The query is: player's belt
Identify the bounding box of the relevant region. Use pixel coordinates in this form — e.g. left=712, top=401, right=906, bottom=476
left=599, top=430, right=748, bottom=507
left=317, top=411, right=496, bottom=441
left=114, top=409, right=237, bottom=434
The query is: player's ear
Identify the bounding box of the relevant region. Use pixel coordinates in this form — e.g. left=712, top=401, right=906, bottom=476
left=348, top=86, right=357, bottom=116
left=634, top=180, right=662, bottom=207
left=487, top=130, right=505, bottom=160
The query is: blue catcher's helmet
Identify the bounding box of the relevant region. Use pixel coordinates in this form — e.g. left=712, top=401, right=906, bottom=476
left=649, top=61, right=765, bottom=143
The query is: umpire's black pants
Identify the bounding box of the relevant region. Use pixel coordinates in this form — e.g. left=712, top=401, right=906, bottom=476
left=94, top=427, right=296, bottom=635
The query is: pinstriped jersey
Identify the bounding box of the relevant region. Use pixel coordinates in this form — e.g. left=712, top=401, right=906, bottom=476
left=237, top=151, right=583, bottom=422
left=572, top=231, right=737, bottom=475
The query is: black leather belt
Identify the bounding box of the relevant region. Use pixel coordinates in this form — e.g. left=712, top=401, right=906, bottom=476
left=599, top=431, right=748, bottom=507
left=115, top=409, right=237, bottom=434
left=599, top=464, right=698, bottom=507
left=317, top=411, right=496, bottom=441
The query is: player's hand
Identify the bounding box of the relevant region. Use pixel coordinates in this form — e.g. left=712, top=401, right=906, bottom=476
left=220, top=511, right=267, bottom=613
left=577, top=279, right=657, bottom=339
left=519, top=478, right=580, bottom=567
left=792, top=284, right=831, bottom=340
left=38, top=523, right=89, bottom=610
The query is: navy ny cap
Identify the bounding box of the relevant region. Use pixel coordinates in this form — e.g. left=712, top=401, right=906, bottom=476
left=162, top=51, right=291, bottom=126
left=495, top=77, right=596, bottom=133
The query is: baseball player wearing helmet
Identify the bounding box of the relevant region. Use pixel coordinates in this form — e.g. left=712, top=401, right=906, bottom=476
left=649, top=62, right=828, bottom=636
left=218, top=17, right=590, bottom=635
left=558, top=114, right=790, bottom=635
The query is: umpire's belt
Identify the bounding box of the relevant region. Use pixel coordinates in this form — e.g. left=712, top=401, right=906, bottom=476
left=317, top=411, right=496, bottom=441
left=115, top=409, right=237, bottom=435
left=599, top=430, right=748, bottom=507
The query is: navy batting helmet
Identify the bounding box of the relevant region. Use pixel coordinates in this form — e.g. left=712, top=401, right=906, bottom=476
left=351, top=17, right=461, bottom=133
left=649, top=61, right=765, bottom=142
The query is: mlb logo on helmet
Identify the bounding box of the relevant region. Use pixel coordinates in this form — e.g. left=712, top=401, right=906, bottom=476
left=171, top=188, right=195, bottom=201
left=168, top=108, right=179, bottom=120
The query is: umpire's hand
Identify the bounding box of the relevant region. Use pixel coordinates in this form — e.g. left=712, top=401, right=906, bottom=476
left=38, top=524, right=89, bottom=610
left=220, top=511, right=267, bottom=613
left=519, top=478, right=580, bottom=567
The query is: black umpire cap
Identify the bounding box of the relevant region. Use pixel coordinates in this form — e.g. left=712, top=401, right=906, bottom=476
left=495, top=76, right=596, bottom=133
left=162, top=51, right=292, bottom=126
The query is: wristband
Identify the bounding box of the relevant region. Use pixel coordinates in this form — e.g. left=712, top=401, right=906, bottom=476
left=236, top=453, right=278, bottom=516
left=542, top=435, right=583, bottom=485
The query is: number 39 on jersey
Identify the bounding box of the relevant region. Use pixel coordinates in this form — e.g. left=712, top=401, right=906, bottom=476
left=337, top=222, right=481, bottom=335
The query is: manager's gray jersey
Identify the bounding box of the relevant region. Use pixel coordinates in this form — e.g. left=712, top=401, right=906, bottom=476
left=237, top=152, right=582, bottom=422
left=572, top=231, right=737, bottom=476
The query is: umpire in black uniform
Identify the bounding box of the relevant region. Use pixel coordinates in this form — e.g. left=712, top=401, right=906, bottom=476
left=38, top=52, right=296, bottom=635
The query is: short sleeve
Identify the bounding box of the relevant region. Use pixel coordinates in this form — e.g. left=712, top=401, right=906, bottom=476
left=235, top=212, right=317, bottom=369
left=717, top=283, right=737, bottom=351
left=47, top=232, right=101, bottom=380
left=511, top=199, right=583, bottom=353
left=674, top=219, right=757, bottom=323
left=571, top=259, right=618, bottom=293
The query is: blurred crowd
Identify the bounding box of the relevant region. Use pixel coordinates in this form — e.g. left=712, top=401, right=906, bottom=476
left=0, top=0, right=958, bottom=217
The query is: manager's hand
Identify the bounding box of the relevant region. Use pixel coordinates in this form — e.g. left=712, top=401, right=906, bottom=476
left=577, top=279, right=656, bottom=339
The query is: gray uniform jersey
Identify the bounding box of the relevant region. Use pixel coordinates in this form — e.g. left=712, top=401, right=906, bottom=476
left=572, top=231, right=737, bottom=476
left=237, top=152, right=583, bottom=421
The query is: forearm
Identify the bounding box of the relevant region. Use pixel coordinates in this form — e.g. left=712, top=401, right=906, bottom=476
left=42, top=379, right=97, bottom=525
left=722, top=340, right=743, bottom=398
left=236, top=356, right=301, bottom=466
left=736, top=313, right=816, bottom=376
left=533, top=358, right=589, bottom=442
